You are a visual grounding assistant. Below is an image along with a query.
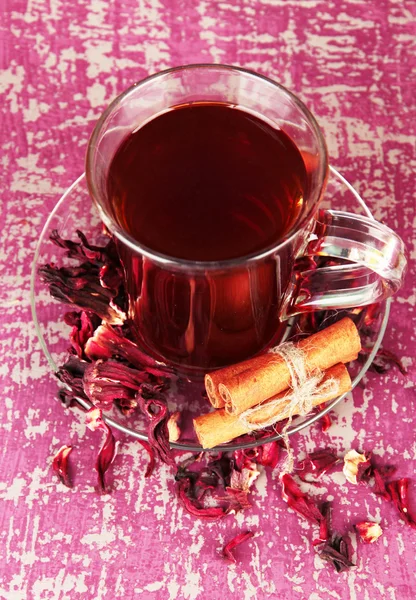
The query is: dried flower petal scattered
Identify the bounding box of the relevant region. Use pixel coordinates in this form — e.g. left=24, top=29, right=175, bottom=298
left=138, top=390, right=175, bottom=467
left=39, top=262, right=126, bottom=325
left=56, top=357, right=89, bottom=402
left=280, top=473, right=325, bottom=525
left=298, top=450, right=340, bottom=480
left=138, top=440, right=156, bottom=478
left=386, top=479, right=416, bottom=529
left=222, top=531, right=255, bottom=563
left=86, top=407, right=119, bottom=492
left=355, top=521, right=383, bottom=543
left=83, top=359, right=148, bottom=411
left=343, top=450, right=371, bottom=485
left=52, top=445, right=73, bottom=487
left=319, top=534, right=354, bottom=573
left=175, top=453, right=259, bottom=520
left=84, top=322, right=171, bottom=377
left=64, top=311, right=100, bottom=359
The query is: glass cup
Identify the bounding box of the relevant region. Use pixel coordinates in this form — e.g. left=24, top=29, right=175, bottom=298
left=86, top=64, right=406, bottom=374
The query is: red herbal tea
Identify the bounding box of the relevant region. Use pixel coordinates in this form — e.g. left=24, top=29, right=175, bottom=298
left=107, top=103, right=307, bottom=262
left=106, top=103, right=307, bottom=371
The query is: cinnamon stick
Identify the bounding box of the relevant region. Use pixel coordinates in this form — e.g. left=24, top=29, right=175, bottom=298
left=194, top=363, right=351, bottom=449
left=205, top=362, right=249, bottom=408
left=217, top=317, right=360, bottom=415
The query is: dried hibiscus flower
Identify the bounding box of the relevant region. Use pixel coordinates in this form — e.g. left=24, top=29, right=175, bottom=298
left=52, top=445, right=73, bottom=487
left=259, top=441, right=281, bottom=468
left=138, top=388, right=175, bottom=467
left=56, top=356, right=89, bottom=403
left=372, top=467, right=395, bottom=500
left=343, top=450, right=371, bottom=484
left=86, top=407, right=119, bottom=492
left=51, top=229, right=125, bottom=294
left=386, top=479, right=416, bottom=529
left=83, top=359, right=149, bottom=412
left=64, top=310, right=101, bottom=359
left=234, top=435, right=280, bottom=471
left=50, top=229, right=112, bottom=262
left=138, top=440, right=156, bottom=478
left=355, top=521, right=383, bottom=543
left=319, top=534, right=354, bottom=573
left=321, top=413, right=332, bottom=432
left=175, top=452, right=259, bottom=520
left=39, top=262, right=126, bottom=325
left=297, top=450, right=340, bottom=480
left=343, top=450, right=400, bottom=503
left=222, top=531, right=255, bottom=563
left=84, top=322, right=172, bottom=378
left=314, top=502, right=331, bottom=547
left=280, top=473, right=326, bottom=526
left=314, top=404, right=332, bottom=431
left=176, top=476, right=226, bottom=520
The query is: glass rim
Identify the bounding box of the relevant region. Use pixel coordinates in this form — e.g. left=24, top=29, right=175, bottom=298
left=86, top=63, right=329, bottom=272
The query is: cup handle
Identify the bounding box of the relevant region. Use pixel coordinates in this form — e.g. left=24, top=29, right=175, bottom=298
left=280, top=209, right=407, bottom=319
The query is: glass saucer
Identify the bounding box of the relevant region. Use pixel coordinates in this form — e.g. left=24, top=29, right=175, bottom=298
left=31, top=166, right=390, bottom=452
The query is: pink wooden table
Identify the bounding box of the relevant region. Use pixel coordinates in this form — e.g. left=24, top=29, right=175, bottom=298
left=1, top=1, right=415, bottom=598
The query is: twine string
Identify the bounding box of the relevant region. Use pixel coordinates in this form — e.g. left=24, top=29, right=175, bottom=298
left=238, top=342, right=339, bottom=473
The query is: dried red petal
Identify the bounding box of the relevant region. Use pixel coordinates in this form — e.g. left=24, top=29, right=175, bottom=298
left=321, top=413, right=331, bottom=431
left=355, top=521, right=383, bottom=543
left=223, top=487, right=252, bottom=512
left=83, top=359, right=148, bottom=411
left=39, top=261, right=126, bottom=325
left=64, top=311, right=100, bottom=359
left=86, top=407, right=119, bottom=492
left=372, top=468, right=391, bottom=501
left=194, top=469, right=218, bottom=500
left=320, top=534, right=354, bottom=573
left=176, top=477, right=226, bottom=520
left=222, top=531, right=254, bottom=563
left=175, top=452, right=257, bottom=520
left=50, top=229, right=110, bottom=262
left=138, top=440, right=156, bottom=478
left=356, top=457, right=373, bottom=483
left=281, top=473, right=325, bottom=524
left=234, top=448, right=257, bottom=471
left=52, top=445, right=73, bottom=487
left=230, top=466, right=259, bottom=492
left=343, top=450, right=371, bottom=484
left=99, top=263, right=123, bottom=291
left=138, top=390, right=175, bottom=467
left=56, top=356, right=89, bottom=402
left=313, top=502, right=331, bottom=546
left=298, top=451, right=340, bottom=480
left=258, top=441, right=280, bottom=468
left=84, top=322, right=171, bottom=377
left=386, top=479, right=416, bottom=529
left=234, top=439, right=280, bottom=470
left=319, top=502, right=331, bottom=544
left=314, top=404, right=332, bottom=431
